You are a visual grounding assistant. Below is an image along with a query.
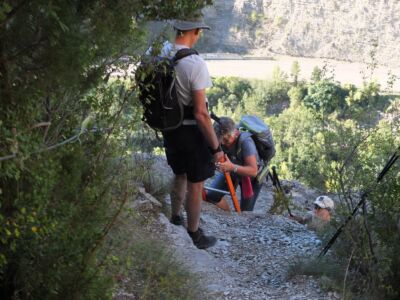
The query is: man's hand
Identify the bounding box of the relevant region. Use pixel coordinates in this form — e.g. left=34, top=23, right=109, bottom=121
left=215, top=154, right=234, bottom=173
left=289, top=214, right=306, bottom=224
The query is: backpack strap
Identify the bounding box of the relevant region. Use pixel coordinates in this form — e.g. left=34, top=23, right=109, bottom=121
left=168, top=48, right=199, bottom=123
left=236, top=132, right=246, bottom=164
left=173, top=48, right=198, bottom=62
left=173, top=48, right=199, bottom=122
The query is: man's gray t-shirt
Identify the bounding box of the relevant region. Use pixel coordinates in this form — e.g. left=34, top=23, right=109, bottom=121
left=170, top=44, right=212, bottom=106
left=225, top=132, right=260, bottom=166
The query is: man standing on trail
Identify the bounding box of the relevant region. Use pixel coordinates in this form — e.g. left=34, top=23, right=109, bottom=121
left=162, top=18, right=223, bottom=249
left=204, top=117, right=264, bottom=211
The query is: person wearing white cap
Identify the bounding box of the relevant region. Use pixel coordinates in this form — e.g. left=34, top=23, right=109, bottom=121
left=162, top=17, right=223, bottom=249
left=290, top=195, right=335, bottom=229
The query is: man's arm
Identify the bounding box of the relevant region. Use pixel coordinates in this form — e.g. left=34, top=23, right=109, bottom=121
left=192, top=89, right=222, bottom=161
left=240, top=155, right=258, bottom=177
left=289, top=215, right=306, bottom=224
left=217, top=154, right=258, bottom=177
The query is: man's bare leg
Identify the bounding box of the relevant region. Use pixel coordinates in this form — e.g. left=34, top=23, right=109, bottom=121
left=170, top=174, right=187, bottom=218
left=186, top=180, right=217, bottom=249
left=185, top=180, right=203, bottom=232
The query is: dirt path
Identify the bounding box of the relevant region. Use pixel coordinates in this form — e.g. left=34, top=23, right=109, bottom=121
left=116, top=156, right=340, bottom=299
left=160, top=180, right=340, bottom=300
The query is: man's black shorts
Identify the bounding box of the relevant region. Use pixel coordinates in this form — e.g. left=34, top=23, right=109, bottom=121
left=163, top=125, right=214, bottom=183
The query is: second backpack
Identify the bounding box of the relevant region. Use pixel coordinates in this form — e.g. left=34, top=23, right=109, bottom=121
left=238, top=115, right=276, bottom=164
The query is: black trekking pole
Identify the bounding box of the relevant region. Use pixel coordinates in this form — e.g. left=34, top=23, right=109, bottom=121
left=270, top=166, right=293, bottom=217
left=318, top=147, right=400, bottom=257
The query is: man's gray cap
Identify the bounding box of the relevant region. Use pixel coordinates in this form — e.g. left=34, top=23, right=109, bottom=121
left=173, top=18, right=211, bottom=31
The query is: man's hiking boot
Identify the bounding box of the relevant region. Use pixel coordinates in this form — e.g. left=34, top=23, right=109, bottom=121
left=188, top=228, right=217, bottom=249
left=170, top=215, right=184, bottom=226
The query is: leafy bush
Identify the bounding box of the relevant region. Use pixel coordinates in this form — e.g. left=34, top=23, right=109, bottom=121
left=102, top=157, right=207, bottom=300
left=243, top=68, right=291, bottom=115
left=209, top=71, right=399, bottom=298
left=303, top=80, right=348, bottom=116
left=0, top=1, right=212, bottom=298
left=208, top=77, right=252, bottom=112
left=209, top=71, right=291, bottom=118
left=288, top=85, right=308, bottom=108
left=125, top=237, right=208, bottom=300
left=324, top=117, right=400, bottom=298
left=267, top=105, right=330, bottom=188
left=241, top=80, right=289, bottom=116
left=287, top=256, right=346, bottom=293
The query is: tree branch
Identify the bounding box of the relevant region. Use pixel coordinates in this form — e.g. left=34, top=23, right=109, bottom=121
left=343, top=247, right=355, bottom=300
left=362, top=201, right=377, bottom=263
left=0, top=129, right=99, bottom=162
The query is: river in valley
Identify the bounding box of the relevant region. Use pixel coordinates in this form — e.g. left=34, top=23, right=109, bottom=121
left=205, top=54, right=400, bottom=93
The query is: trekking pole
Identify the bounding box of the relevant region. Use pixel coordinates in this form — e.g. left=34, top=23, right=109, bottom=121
left=271, top=166, right=293, bottom=217
left=318, top=146, right=399, bottom=257
left=204, top=186, right=231, bottom=195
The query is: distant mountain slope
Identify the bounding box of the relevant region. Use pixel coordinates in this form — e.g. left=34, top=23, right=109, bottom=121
left=198, top=0, right=400, bottom=67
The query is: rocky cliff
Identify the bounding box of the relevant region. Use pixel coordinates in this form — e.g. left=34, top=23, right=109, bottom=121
left=199, top=0, right=400, bottom=66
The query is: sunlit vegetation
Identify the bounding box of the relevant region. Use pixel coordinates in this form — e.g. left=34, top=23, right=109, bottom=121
left=0, top=1, right=212, bottom=299
left=208, top=65, right=399, bottom=298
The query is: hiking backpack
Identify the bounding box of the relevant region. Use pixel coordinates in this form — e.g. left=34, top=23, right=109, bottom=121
left=238, top=115, right=276, bottom=164
left=135, top=48, right=198, bottom=131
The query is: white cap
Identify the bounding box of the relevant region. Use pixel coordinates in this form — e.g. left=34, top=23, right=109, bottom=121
left=314, top=196, right=334, bottom=210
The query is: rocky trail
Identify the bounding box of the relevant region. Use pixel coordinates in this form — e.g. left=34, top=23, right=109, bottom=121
left=116, top=156, right=341, bottom=299
left=159, top=179, right=340, bottom=300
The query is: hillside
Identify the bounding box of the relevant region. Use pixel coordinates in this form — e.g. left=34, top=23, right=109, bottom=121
left=198, top=0, right=400, bottom=67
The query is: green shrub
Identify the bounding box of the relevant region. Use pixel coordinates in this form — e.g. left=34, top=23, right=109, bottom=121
left=125, top=237, right=208, bottom=300
left=208, top=77, right=253, bottom=112
left=287, top=256, right=346, bottom=288
left=209, top=73, right=399, bottom=299
left=0, top=1, right=212, bottom=298
left=130, top=154, right=172, bottom=201
left=103, top=181, right=209, bottom=300
left=303, top=80, right=348, bottom=116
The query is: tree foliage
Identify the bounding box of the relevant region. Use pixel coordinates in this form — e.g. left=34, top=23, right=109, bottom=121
left=0, top=1, right=211, bottom=298
left=208, top=77, right=252, bottom=111
left=209, top=67, right=399, bottom=298
left=303, top=80, right=348, bottom=116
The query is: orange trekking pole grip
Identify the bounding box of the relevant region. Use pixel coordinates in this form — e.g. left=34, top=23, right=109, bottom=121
left=219, top=156, right=241, bottom=213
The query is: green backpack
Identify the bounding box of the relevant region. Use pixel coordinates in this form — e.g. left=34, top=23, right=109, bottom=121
left=237, top=115, right=275, bottom=183
left=238, top=115, right=276, bottom=164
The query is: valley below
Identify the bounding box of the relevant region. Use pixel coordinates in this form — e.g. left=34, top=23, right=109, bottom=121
left=205, top=54, right=400, bottom=92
